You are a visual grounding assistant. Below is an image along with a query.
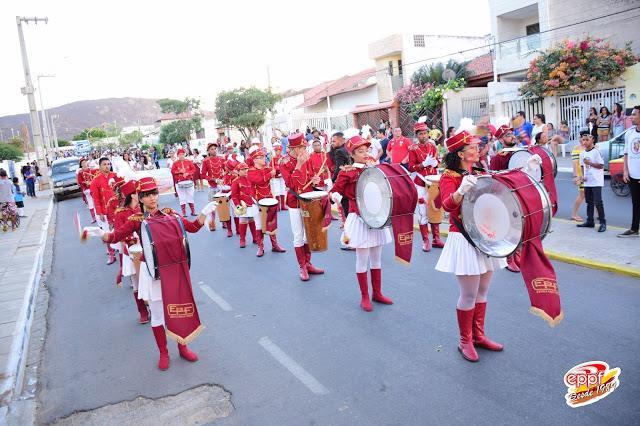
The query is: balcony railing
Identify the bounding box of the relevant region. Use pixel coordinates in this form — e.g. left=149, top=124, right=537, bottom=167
left=499, top=33, right=541, bottom=60
left=390, top=74, right=404, bottom=94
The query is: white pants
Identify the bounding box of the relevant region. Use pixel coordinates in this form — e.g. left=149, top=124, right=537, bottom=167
left=176, top=184, right=195, bottom=205
left=414, top=184, right=428, bottom=225
left=355, top=246, right=383, bottom=273
left=288, top=208, right=307, bottom=247
left=149, top=299, right=165, bottom=327
left=83, top=189, right=94, bottom=209
left=239, top=203, right=262, bottom=230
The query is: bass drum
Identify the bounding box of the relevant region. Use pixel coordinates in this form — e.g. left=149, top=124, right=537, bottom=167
left=140, top=216, right=191, bottom=280
left=508, top=146, right=557, bottom=181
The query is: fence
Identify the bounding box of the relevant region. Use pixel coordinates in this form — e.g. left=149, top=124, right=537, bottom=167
left=461, top=95, right=489, bottom=124
left=502, top=98, right=544, bottom=123
left=398, top=103, right=442, bottom=137
left=290, top=112, right=353, bottom=134
left=559, top=87, right=626, bottom=141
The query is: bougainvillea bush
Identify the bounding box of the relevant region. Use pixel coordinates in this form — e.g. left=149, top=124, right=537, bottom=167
left=520, top=37, right=639, bottom=98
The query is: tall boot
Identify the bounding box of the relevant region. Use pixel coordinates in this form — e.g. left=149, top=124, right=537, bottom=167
left=181, top=204, right=187, bottom=217
left=295, top=246, right=309, bottom=281
left=107, top=246, right=116, bottom=265
left=152, top=326, right=170, bottom=370
left=115, top=253, right=123, bottom=286
left=248, top=220, right=258, bottom=244
left=280, top=195, right=288, bottom=210
left=304, top=244, right=324, bottom=274
left=134, top=291, right=150, bottom=324
left=357, top=272, right=373, bottom=312
left=430, top=223, right=445, bottom=248
left=473, top=302, right=503, bottom=351
left=234, top=217, right=240, bottom=235
left=419, top=224, right=431, bottom=252
left=370, top=269, right=393, bottom=304
left=270, top=234, right=286, bottom=253
left=189, top=203, right=196, bottom=216
left=89, top=208, right=97, bottom=223
left=178, top=343, right=199, bottom=362
left=256, top=232, right=265, bottom=257
left=456, top=308, right=479, bottom=362
left=226, top=221, right=233, bottom=237
left=208, top=212, right=216, bottom=231
left=238, top=222, right=247, bottom=248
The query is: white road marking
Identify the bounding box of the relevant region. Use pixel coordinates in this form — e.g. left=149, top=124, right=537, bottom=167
left=258, top=336, right=330, bottom=395
left=200, top=285, right=233, bottom=312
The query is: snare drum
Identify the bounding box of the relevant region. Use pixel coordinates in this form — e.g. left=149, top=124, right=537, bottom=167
left=299, top=191, right=328, bottom=252
left=508, top=146, right=557, bottom=181
left=461, top=170, right=551, bottom=257
left=177, top=180, right=195, bottom=189
left=425, top=175, right=444, bottom=224
left=213, top=192, right=231, bottom=222
left=128, top=243, right=143, bottom=276
left=140, top=216, right=191, bottom=280
left=258, top=198, right=278, bottom=234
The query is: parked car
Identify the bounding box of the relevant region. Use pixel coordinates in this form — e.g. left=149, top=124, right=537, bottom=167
left=597, top=128, right=631, bottom=171
left=51, top=157, right=81, bottom=201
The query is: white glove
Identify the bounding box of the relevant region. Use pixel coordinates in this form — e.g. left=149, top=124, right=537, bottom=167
left=330, top=192, right=343, bottom=204
left=83, top=226, right=105, bottom=238
left=200, top=201, right=218, bottom=215
left=526, top=154, right=543, bottom=172
left=422, top=155, right=437, bottom=168
left=456, top=175, right=478, bottom=196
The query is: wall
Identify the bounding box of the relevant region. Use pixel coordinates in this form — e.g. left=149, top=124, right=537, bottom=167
left=623, top=63, right=640, bottom=108
left=374, top=54, right=401, bottom=102
left=445, top=87, right=490, bottom=130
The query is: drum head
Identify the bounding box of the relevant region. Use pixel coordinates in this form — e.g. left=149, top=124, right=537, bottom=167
left=299, top=191, right=327, bottom=200
left=128, top=243, right=142, bottom=254
left=356, top=167, right=392, bottom=229
left=258, top=197, right=278, bottom=206
left=140, top=221, right=158, bottom=279
left=541, top=146, right=558, bottom=177
left=462, top=176, right=524, bottom=257
left=509, top=150, right=542, bottom=181
left=424, top=175, right=441, bottom=184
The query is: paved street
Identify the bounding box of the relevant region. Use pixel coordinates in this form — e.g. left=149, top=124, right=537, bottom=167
left=37, top=191, right=640, bottom=425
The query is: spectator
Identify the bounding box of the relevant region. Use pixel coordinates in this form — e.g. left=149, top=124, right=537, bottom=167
left=577, top=130, right=606, bottom=232
left=365, top=128, right=383, bottom=163
left=571, top=134, right=586, bottom=222
left=513, top=111, right=533, bottom=146
left=586, top=107, right=598, bottom=140
left=280, top=132, right=289, bottom=155
left=138, top=154, right=156, bottom=171
left=378, top=118, right=386, bottom=132
left=12, top=177, right=26, bottom=217
left=531, top=113, right=546, bottom=142
left=305, top=128, right=314, bottom=142
left=328, top=132, right=352, bottom=239
left=376, top=129, right=389, bottom=163
left=0, top=169, right=18, bottom=231
left=611, top=103, right=627, bottom=137
left=597, top=106, right=612, bottom=142
left=150, top=146, right=160, bottom=168
left=386, top=127, right=412, bottom=168
left=24, top=167, right=36, bottom=197
left=534, top=130, right=548, bottom=147
left=618, top=105, right=640, bottom=237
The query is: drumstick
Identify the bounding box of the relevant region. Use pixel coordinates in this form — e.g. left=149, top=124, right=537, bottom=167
left=301, top=150, right=328, bottom=190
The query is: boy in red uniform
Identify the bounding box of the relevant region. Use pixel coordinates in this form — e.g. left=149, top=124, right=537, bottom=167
left=89, top=157, right=118, bottom=264
left=170, top=148, right=197, bottom=217
left=200, top=142, right=226, bottom=230
left=76, top=158, right=97, bottom=223
left=231, top=163, right=259, bottom=248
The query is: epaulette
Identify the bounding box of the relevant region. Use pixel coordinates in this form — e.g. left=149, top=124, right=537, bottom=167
left=498, top=150, right=510, bottom=156
left=442, top=169, right=462, bottom=178
left=115, top=207, right=126, bottom=214
left=128, top=213, right=144, bottom=222
left=161, top=207, right=177, bottom=216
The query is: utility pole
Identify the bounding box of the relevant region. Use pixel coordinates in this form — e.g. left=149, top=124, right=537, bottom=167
left=37, top=74, right=55, bottom=153
left=17, top=16, right=50, bottom=186
left=50, top=114, right=59, bottom=151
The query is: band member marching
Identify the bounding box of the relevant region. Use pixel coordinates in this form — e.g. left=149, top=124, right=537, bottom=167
left=230, top=163, right=260, bottom=249
left=247, top=148, right=287, bottom=256
left=225, top=143, right=242, bottom=236
left=408, top=122, right=444, bottom=252
left=89, top=157, right=118, bottom=265
left=201, top=142, right=226, bottom=231
left=435, top=130, right=507, bottom=362
left=171, top=148, right=197, bottom=217
left=308, top=139, right=331, bottom=188
left=270, top=142, right=288, bottom=210
left=76, top=158, right=98, bottom=223
left=85, top=177, right=217, bottom=370
left=330, top=135, right=394, bottom=311
left=107, top=177, right=126, bottom=286
left=280, top=133, right=325, bottom=281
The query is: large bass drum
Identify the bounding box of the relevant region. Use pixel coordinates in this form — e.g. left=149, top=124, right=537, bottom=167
left=508, top=146, right=557, bottom=181
left=461, top=170, right=552, bottom=258
left=140, top=215, right=191, bottom=280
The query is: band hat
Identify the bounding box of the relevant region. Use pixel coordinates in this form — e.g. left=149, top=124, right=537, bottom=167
left=414, top=122, right=429, bottom=133
left=207, top=142, right=219, bottom=150
left=494, top=125, right=514, bottom=140
left=138, top=176, right=158, bottom=192
left=345, top=135, right=371, bottom=154
left=250, top=137, right=261, bottom=145
left=250, top=148, right=267, bottom=160
left=235, top=162, right=249, bottom=170
left=248, top=145, right=260, bottom=155
left=445, top=130, right=476, bottom=152
left=176, top=148, right=185, bottom=155
left=273, top=142, right=282, bottom=148
left=120, top=180, right=138, bottom=197
left=287, top=132, right=306, bottom=148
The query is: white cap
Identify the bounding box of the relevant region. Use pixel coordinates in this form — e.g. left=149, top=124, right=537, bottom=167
left=250, top=137, right=261, bottom=145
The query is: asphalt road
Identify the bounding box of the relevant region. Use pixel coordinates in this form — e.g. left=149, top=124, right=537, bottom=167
left=39, top=191, right=640, bottom=425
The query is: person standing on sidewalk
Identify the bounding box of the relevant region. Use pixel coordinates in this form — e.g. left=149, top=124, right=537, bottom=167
left=386, top=127, right=412, bottom=168
left=577, top=130, right=606, bottom=232
left=12, top=177, right=26, bottom=218
left=571, top=136, right=586, bottom=222
left=619, top=105, right=640, bottom=237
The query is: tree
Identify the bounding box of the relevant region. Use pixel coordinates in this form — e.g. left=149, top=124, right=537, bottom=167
left=73, top=128, right=108, bottom=141
left=215, top=87, right=281, bottom=141
left=411, top=59, right=469, bottom=86
left=57, top=140, right=71, bottom=147
left=159, top=120, right=194, bottom=145
left=0, top=144, right=23, bottom=161
left=119, top=130, right=143, bottom=148
left=8, top=137, right=24, bottom=151
left=158, top=97, right=200, bottom=114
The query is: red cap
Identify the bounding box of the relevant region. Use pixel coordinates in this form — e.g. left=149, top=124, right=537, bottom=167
left=287, top=133, right=306, bottom=148
left=414, top=122, right=429, bottom=133
left=493, top=125, right=513, bottom=139
left=120, top=180, right=138, bottom=197
left=207, top=142, right=218, bottom=151
left=177, top=148, right=185, bottom=155
left=138, top=176, right=158, bottom=192
left=445, top=130, right=476, bottom=152
left=235, top=162, right=249, bottom=171
left=250, top=148, right=266, bottom=160
left=345, top=135, right=371, bottom=154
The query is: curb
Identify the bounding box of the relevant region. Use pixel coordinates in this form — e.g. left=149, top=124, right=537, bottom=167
left=0, top=197, right=54, bottom=404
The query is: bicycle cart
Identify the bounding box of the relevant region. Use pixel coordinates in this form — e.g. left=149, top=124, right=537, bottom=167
left=609, top=158, right=630, bottom=197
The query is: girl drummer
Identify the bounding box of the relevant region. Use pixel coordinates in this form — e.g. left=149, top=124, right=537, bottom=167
left=435, top=130, right=506, bottom=362
left=330, top=135, right=394, bottom=312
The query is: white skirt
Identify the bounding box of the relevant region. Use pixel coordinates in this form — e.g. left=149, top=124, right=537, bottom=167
left=343, top=213, right=392, bottom=249
left=270, top=177, right=286, bottom=196
left=176, top=183, right=195, bottom=205
left=435, top=232, right=507, bottom=276
left=122, top=253, right=136, bottom=277
left=138, top=261, right=162, bottom=302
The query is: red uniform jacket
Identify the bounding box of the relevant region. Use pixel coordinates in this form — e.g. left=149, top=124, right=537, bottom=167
left=171, top=159, right=196, bottom=183
left=280, top=155, right=311, bottom=209
left=489, top=150, right=514, bottom=171
left=440, top=169, right=484, bottom=233
left=201, top=155, right=225, bottom=186
left=90, top=172, right=117, bottom=220
left=106, top=195, right=122, bottom=224
left=231, top=176, right=255, bottom=207
left=113, top=206, right=142, bottom=251
left=247, top=167, right=273, bottom=200
left=308, top=152, right=330, bottom=181
left=271, top=154, right=283, bottom=177
left=76, top=168, right=97, bottom=192
left=330, top=166, right=363, bottom=214
left=407, top=142, right=439, bottom=187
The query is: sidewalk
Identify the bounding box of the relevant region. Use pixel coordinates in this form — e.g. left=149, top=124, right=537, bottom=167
left=0, top=190, right=53, bottom=406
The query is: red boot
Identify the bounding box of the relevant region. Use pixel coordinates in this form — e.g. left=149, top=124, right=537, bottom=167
left=506, top=254, right=520, bottom=273
left=357, top=272, right=373, bottom=312
left=431, top=223, right=445, bottom=248
left=89, top=208, right=97, bottom=223
left=419, top=224, right=431, bottom=252
left=456, top=308, right=479, bottom=362
left=115, top=253, right=123, bottom=286
left=189, top=203, right=196, bottom=216
left=304, top=244, right=324, bottom=274
left=280, top=195, right=288, bottom=210
left=256, top=232, right=265, bottom=257
left=134, top=292, right=150, bottom=324
left=270, top=235, right=286, bottom=253
left=295, top=246, right=309, bottom=281
left=226, top=221, right=233, bottom=237
left=473, top=302, right=503, bottom=351
left=208, top=212, right=216, bottom=231
left=178, top=343, right=199, bottom=362
left=248, top=220, right=258, bottom=244
left=371, top=269, right=393, bottom=304
left=234, top=218, right=240, bottom=235
left=238, top=222, right=247, bottom=248
left=106, top=246, right=116, bottom=265
left=152, top=326, right=170, bottom=370
left=181, top=204, right=187, bottom=217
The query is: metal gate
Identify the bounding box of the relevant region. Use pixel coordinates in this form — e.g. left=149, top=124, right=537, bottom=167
left=559, top=87, right=625, bottom=141
left=461, top=96, right=489, bottom=123
left=502, top=98, right=544, bottom=123
left=354, top=109, right=390, bottom=132
left=399, top=103, right=443, bottom=137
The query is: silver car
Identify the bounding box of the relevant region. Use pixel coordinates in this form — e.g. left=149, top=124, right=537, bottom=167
left=596, top=128, right=631, bottom=170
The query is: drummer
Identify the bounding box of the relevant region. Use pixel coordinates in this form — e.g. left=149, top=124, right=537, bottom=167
left=84, top=177, right=217, bottom=371
left=224, top=143, right=242, bottom=236
left=270, top=142, right=288, bottom=211
left=230, top=162, right=260, bottom=249
left=280, top=132, right=325, bottom=282
left=106, top=178, right=127, bottom=287
left=308, top=139, right=331, bottom=189
left=201, top=142, right=226, bottom=231
left=408, top=122, right=443, bottom=252
left=330, top=135, right=393, bottom=311
left=247, top=148, right=287, bottom=256
left=435, top=130, right=507, bottom=362
left=171, top=148, right=197, bottom=217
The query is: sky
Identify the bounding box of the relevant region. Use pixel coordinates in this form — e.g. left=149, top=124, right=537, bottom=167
left=0, top=0, right=491, bottom=117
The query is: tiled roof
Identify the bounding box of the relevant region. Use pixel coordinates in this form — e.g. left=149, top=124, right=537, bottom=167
left=298, top=68, right=376, bottom=108
left=465, top=53, right=493, bottom=78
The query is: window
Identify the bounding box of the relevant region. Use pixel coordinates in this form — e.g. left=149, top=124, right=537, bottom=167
left=413, top=34, right=425, bottom=47
left=388, top=61, right=394, bottom=76
left=398, top=59, right=403, bottom=76
left=526, top=23, right=540, bottom=35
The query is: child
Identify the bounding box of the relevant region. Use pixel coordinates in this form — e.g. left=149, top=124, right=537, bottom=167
left=12, top=177, right=26, bottom=217
left=577, top=130, right=606, bottom=232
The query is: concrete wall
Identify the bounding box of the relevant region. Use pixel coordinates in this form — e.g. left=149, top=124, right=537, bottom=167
left=304, top=86, right=379, bottom=114
left=374, top=54, right=402, bottom=103
left=445, top=87, right=490, bottom=130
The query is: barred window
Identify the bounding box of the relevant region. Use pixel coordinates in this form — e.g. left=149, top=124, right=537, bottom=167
left=413, top=34, right=425, bottom=47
